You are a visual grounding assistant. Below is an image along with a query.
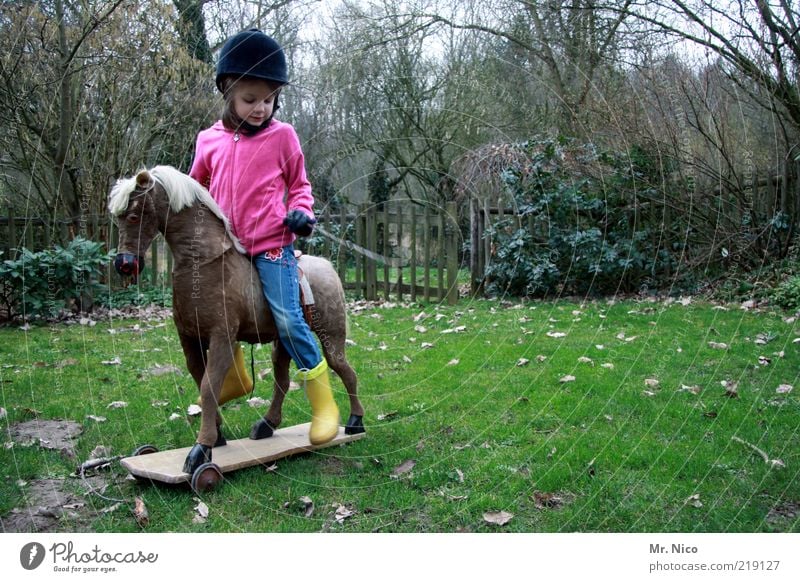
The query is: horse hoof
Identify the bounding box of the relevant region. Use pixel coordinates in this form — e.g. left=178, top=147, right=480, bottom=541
left=183, top=443, right=212, bottom=475
left=250, top=418, right=276, bottom=440
left=191, top=462, right=223, bottom=494
left=214, top=429, right=227, bottom=448
left=345, top=415, right=365, bottom=435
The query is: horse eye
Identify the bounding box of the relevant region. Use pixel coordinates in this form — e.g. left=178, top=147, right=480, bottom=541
left=126, top=214, right=141, bottom=224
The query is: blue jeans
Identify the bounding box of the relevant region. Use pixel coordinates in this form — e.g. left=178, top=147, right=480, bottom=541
left=253, top=245, right=322, bottom=371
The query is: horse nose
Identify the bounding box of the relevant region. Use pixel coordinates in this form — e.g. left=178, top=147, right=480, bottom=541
left=114, top=253, right=144, bottom=277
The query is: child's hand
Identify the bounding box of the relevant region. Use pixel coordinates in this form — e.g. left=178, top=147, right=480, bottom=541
left=283, top=209, right=316, bottom=237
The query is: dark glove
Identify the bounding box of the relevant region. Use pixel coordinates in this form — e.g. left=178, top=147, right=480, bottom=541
left=283, top=209, right=316, bottom=237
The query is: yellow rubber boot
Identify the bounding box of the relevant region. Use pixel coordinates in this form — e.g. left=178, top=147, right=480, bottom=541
left=197, top=343, right=253, bottom=406
left=300, top=360, right=340, bottom=445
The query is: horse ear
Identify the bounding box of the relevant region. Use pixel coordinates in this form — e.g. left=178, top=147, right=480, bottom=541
left=136, top=170, right=154, bottom=189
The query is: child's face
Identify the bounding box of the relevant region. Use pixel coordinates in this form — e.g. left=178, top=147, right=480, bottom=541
left=231, top=79, right=278, bottom=126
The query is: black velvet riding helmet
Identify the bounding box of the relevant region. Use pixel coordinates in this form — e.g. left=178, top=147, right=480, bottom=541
left=216, top=29, right=288, bottom=134
left=215, top=29, right=289, bottom=91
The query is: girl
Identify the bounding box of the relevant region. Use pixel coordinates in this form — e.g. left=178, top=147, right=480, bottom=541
left=189, top=29, right=339, bottom=445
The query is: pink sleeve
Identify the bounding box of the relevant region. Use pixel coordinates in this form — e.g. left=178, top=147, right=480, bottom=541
left=189, top=133, right=211, bottom=189
left=281, top=126, right=314, bottom=219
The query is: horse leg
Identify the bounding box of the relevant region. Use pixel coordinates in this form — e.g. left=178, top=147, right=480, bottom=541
left=183, top=335, right=235, bottom=474
left=324, top=342, right=365, bottom=435
left=179, top=334, right=226, bottom=447
left=250, top=341, right=290, bottom=439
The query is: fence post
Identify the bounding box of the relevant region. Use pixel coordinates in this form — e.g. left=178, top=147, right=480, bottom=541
left=446, top=202, right=458, bottom=305
left=396, top=203, right=404, bottom=302
left=355, top=205, right=364, bottom=298
left=423, top=205, right=431, bottom=302
left=366, top=205, right=377, bottom=300
left=410, top=205, right=417, bottom=302
left=383, top=203, right=390, bottom=301
left=338, top=206, right=347, bottom=287
left=7, top=206, right=16, bottom=257
left=438, top=207, right=446, bottom=300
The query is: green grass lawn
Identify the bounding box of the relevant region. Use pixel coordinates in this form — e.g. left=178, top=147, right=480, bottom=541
left=1, top=297, right=798, bottom=532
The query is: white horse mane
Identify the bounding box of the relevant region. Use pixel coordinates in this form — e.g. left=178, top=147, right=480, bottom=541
left=108, top=165, right=245, bottom=254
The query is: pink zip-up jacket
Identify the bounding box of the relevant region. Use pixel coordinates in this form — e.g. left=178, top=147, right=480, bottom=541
left=189, top=119, right=314, bottom=256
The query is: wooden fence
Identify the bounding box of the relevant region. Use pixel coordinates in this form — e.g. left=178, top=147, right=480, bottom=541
left=1, top=201, right=462, bottom=305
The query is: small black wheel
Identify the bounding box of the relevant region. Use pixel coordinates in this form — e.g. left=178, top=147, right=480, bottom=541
left=132, top=444, right=159, bottom=456
left=191, top=462, right=223, bottom=494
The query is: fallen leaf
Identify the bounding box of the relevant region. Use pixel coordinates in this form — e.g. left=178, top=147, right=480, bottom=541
left=546, top=331, right=567, bottom=338
left=101, top=357, right=122, bottom=365
left=90, top=445, right=113, bottom=459
left=147, top=364, right=182, bottom=376
left=679, top=384, right=701, bottom=395
left=391, top=459, right=416, bottom=478
left=516, top=358, right=530, bottom=367
left=402, top=355, right=412, bottom=364
left=532, top=491, right=568, bottom=510
left=577, top=356, right=593, bottom=365
left=483, top=510, right=513, bottom=526
left=298, top=496, right=314, bottom=517
left=559, top=375, right=576, bottom=383
left=722, top=380, right=739, bottom=398
left=446, top=359, right=460, bottom=366
left=414, top=325, right=428, bottom=333
left=107, top=401, right=128, bottom=409
left=642, top=390, right=656, bottom=397
left=686, top=493, right=703, bottom=508
left=755, top=332, right=777, bottom=345
left=601, top=362, right=614, bottom=369
left=441, top=326, right=466, bottom=334
left=333, top=503, right=356, bottom=524
left=133, top=497, right=149, bottom=527
left=193, top=499, right=209, bottom=523
left=55, top=358, right=79, bottom=368
left=708, top=341, right=728, bottom=350
left=536, top=355, right=547, bottom=362
left=168, top=413, right=182, bottom=421
left=420, top=342, right=434, bottom=349
left=644, top=378, right=660, bottom=388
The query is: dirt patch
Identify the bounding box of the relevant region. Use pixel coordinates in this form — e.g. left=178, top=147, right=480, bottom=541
left=0, top=476, right=112, bottom=533
left=8, top=419, right=83, bottom=458
left=766, top=501, right=800, bottom=528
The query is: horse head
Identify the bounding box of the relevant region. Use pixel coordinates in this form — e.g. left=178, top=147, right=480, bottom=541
left=108, top=169, right=163, bottom=279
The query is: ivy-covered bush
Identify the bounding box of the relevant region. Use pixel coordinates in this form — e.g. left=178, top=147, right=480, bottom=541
left=484, top=138, right=675, bottom=297
left=769, top=276, right=800, bottom=311
left=0, top=237, right=112, bottom=320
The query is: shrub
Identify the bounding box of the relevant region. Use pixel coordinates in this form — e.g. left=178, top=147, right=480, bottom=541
left=484, top=138, right=674, bottom=298
left=0, top=237, right=112, bottom=320
left=769, top=276, right=800, bottom=311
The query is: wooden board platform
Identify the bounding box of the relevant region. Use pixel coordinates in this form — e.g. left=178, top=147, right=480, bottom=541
left=120, top=423, right=365, bottom=484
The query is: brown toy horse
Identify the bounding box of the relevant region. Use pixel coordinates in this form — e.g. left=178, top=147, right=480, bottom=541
left=108, top=165, right=364, bottom=476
